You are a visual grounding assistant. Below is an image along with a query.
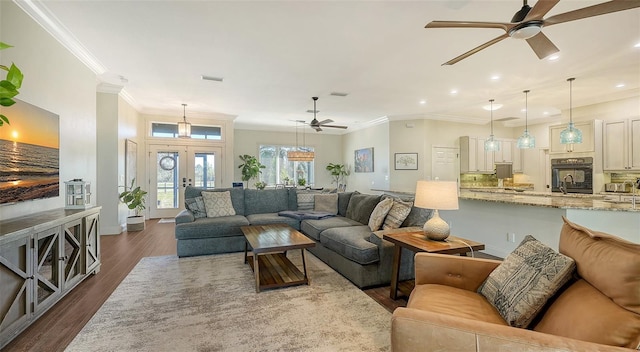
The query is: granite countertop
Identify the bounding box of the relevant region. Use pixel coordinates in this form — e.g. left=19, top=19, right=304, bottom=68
left=459, top=189, right=640, bottom=212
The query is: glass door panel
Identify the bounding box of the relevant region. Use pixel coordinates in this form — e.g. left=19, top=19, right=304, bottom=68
left=34, top=228, right=61, bottom=311
left=62, top=219, right=83, bottom=289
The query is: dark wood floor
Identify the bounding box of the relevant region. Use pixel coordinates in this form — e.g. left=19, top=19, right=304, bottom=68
left=3, top=220, right=496, bottom=351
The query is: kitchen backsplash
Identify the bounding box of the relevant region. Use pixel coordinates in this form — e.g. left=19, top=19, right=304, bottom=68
left=610, top=173, right=640, bottom=184
left=460, top=173, right=533, bottom=189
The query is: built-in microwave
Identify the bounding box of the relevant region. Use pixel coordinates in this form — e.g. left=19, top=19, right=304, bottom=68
left=551, top=157, right=593, bottom=194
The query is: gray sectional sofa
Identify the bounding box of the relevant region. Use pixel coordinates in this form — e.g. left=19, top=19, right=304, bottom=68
left=175, top=186, right=432, bottom=288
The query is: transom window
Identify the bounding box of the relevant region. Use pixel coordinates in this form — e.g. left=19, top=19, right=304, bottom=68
left=259, top=145, right=314, bottom=186
left=151, top=123, right=221, bottom=140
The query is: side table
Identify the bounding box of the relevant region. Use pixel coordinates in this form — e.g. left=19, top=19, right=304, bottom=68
left=383, top=230, right=485, bottom=299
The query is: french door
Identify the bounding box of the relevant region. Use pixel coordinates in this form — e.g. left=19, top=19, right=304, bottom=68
left=148, top=144, right=222, bottom=219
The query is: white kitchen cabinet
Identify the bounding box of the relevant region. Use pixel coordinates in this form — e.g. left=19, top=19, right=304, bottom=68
left=603, top=118, right=640, bottom=171
left=460, top=136, right=495, bottom=174
left=550, top=121, right=597, bottom=153
left=494, top=139, right=513, bottom=163
left=512, top=145, right=523, bottom=173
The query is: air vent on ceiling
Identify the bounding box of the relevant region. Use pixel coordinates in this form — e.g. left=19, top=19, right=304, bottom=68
left=330, top=92, right=349, bottom=97
left=201, top=75, right=224, bottom=82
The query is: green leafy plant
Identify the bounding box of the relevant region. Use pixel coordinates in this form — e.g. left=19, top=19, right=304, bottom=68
left=238, top=154, right=265, bottom=188
left=297, top=177, right=306, bottom=187
left=326, top=163, right=349, bottom=186
left=0, top=42, right=24, bottom=127
left=118, top=178, right=147, bottom=216
left=255, top=181, right=267, bottom=190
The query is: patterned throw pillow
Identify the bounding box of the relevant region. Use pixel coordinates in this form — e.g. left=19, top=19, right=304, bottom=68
left=297, top=192, right=315, bottom=211
left=382, top=199, right=413, bottom=230
left=478, top=235, right=575, bottom=328
left=367, top=198, right=394, bottom=231
left=185, top=196, right=207, bottom=218
left=314, top=194, right=338, bottom=215
left=201, top=191, right=236, bottom=218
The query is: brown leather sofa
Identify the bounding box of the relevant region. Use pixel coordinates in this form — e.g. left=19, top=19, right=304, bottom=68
left=391, top=217, right=640, bottom=351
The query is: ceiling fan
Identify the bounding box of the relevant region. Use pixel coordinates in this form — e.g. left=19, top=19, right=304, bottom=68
left=306, top=97, right=347, bottom=132
left=425, top=0, right=640, bottom=65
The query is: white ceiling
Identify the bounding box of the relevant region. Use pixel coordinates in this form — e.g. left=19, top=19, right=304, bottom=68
left=23, top=0, right=640, bottom=133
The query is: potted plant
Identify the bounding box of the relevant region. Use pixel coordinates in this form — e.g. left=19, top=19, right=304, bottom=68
left=119, top=178, right=147, bottom=232
left=297, top=177, right=306, bottom=187
left=0, top=42, right=25, bottom=127
left=238, top=154, right=265, bottom=189
left=255, top=181, right=267, bottom=190
left=326, top=163, right=349, bottom=190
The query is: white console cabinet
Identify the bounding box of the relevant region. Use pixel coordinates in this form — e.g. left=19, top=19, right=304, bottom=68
left=0, top=207, right=100, bottom=349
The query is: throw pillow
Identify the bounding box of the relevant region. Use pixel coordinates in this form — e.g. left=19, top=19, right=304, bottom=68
left=346, top=193, right=382, bottom=225
left=185, top=196, right=207, bottom=218
left=297, top=192, right=315, bottom=211
left=382, top=199, right=413, bottom=230
left=314, top=194, right=339, bottom=215
left=201, top=191, right=236, bottom=218
left=368, top=197, right=394, bottom=231
left=478, top=235, right=576, bottom=328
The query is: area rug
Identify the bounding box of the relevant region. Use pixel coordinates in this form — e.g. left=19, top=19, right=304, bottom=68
left=65, top=251, right=391, bottom=351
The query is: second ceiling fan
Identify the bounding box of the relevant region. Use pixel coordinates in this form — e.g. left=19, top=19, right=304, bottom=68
left=425, top=0, right=640, bottom=65
left=306, top=97, right=347, bottom=132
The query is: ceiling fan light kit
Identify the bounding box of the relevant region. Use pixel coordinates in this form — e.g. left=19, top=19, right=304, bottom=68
left=177, top=103, right=191, bottom=138
left=517, top=89, right=536, bottom=149
left=287, top=119, right=315, bottom=162
left=425, top=0, right=640, bottom=65
left=484, top=99, right=500, bottom=152
left=560, top=77, right=583, bottom=146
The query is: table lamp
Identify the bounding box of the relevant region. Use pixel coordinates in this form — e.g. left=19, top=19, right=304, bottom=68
left=414, top=180, right=459, bottom=241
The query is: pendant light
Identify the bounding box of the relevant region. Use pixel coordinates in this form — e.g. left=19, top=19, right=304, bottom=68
left=560, top=77, right=582, bottom=146
left=517, top=89, right=535, bottom=149
left=287, top=120, right=315, bottom=162
left=484, top=99, right=500, bottom=152
left=177, top=103, right=191, bottom=138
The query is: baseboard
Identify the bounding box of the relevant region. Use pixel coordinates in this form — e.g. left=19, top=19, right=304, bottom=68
left=100, top=224, right=124, bottom=235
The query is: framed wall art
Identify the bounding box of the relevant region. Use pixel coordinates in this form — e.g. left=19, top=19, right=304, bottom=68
left=395, top=153, right=418, bottom=170
left=354, top=147, right=374, bottom=173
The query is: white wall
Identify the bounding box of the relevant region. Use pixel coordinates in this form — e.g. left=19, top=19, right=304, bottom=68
left=342, top=122, right=389, bottom=193
left=0, top=2, right=97, bottom=221
left=234, top=129, right=343, bottom=188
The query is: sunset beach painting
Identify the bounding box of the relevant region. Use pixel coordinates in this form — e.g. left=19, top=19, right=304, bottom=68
left=0, top=99, right=59, bottom=204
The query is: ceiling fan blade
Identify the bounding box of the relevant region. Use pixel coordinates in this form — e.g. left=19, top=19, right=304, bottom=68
left=321, top=125, right=348, bottom=129
left=526, top=32, right=560, bottom=59
left=544, top=0, right=640, bottom=27
left=442, top=33, right=509, bottom=65
left=523, top=0, right=560, bottom=22
left=314, top=126, right=322, bottom=132
left=317, top=119, right=334, bottom=125
left=425, top=20, right=513, bottom=32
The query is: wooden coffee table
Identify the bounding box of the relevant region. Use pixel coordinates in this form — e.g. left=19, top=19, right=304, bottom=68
left=383, top=230, right=485, bottom=299
left=241, top=224, right=315, bottom=293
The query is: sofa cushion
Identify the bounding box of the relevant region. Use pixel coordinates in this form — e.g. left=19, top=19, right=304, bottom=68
left=297, top=192, right=315, bottom=211
left=319, top=226, right=379, bottom=265
left=300, top=216, right=363, bottom=241
left=368, top=197, right=394, bottom=231
left=314, top=193, right=338, bottom=215
left=345, top=193, right=382, bottom=225
left=337, top=192, right=354, bottom=217
left=401, top=205, right=433, bottom=228
left=174, top=215, right=249, bottom=240
left=408, top=284, right=508, bottom=326
left=185, top=196, right=207, bottom=218
left=245, top=213, right=300, bottom=230
left=201, top=191, right=236, bottom=218
left=534, top=279, right=640, bottom=349
left=478, top=235, right=575, bottom=328
left=382, top=199, right=413, bottom=230
left=244, top=189, right=290, bottom=215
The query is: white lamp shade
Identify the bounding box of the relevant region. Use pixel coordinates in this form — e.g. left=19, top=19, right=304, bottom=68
left=414, top=180, right=459, bottom=210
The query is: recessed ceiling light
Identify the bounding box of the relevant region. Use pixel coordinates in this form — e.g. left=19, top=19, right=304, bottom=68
left=547, top=54, right=560, bottom=61
left=483, top=103, right=503, bottom=111
left=521, top=108, right=527, bottom=113
left=634, top=42, right=640, bottom=48
left=616, top=83, right=625, bottom=88
left=450, top=89, right=458, bottom=95
left=543, top=111, right=549, bottom=115
left=491, top=75, right=500, bottom=81
left=419, top=100, right=427, bottom=105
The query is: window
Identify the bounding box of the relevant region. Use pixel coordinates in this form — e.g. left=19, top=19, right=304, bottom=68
left=151, top=123, right=222, bottom=140
left=259, top=145, right=314, bottom=186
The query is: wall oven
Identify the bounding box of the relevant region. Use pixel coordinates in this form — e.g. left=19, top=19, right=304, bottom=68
left=551, top=157, right=593, bottom=194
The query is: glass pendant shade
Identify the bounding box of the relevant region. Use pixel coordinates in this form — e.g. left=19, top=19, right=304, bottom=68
left=517, top=89, right=535, bottom=149
left=178, top=103, right=191, bottom=138
left=484, top=99, right=500, bottom=152
left=560, top=78, right=582, bottom=145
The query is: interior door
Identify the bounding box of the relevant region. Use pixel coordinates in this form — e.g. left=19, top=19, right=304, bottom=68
left=148, top=144, right=222, bottom=219
left=432, top=146, right=459, bottom=182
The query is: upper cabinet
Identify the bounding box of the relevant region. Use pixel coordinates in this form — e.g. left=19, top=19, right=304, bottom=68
left=460, top=137, right=523, bottom=174
left=549, top=121, right=600, bottom=154
left=603, top=118, right=640, bottom=171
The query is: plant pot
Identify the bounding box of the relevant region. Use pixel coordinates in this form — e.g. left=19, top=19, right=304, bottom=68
left=126, top=215, right=145, bottom=232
